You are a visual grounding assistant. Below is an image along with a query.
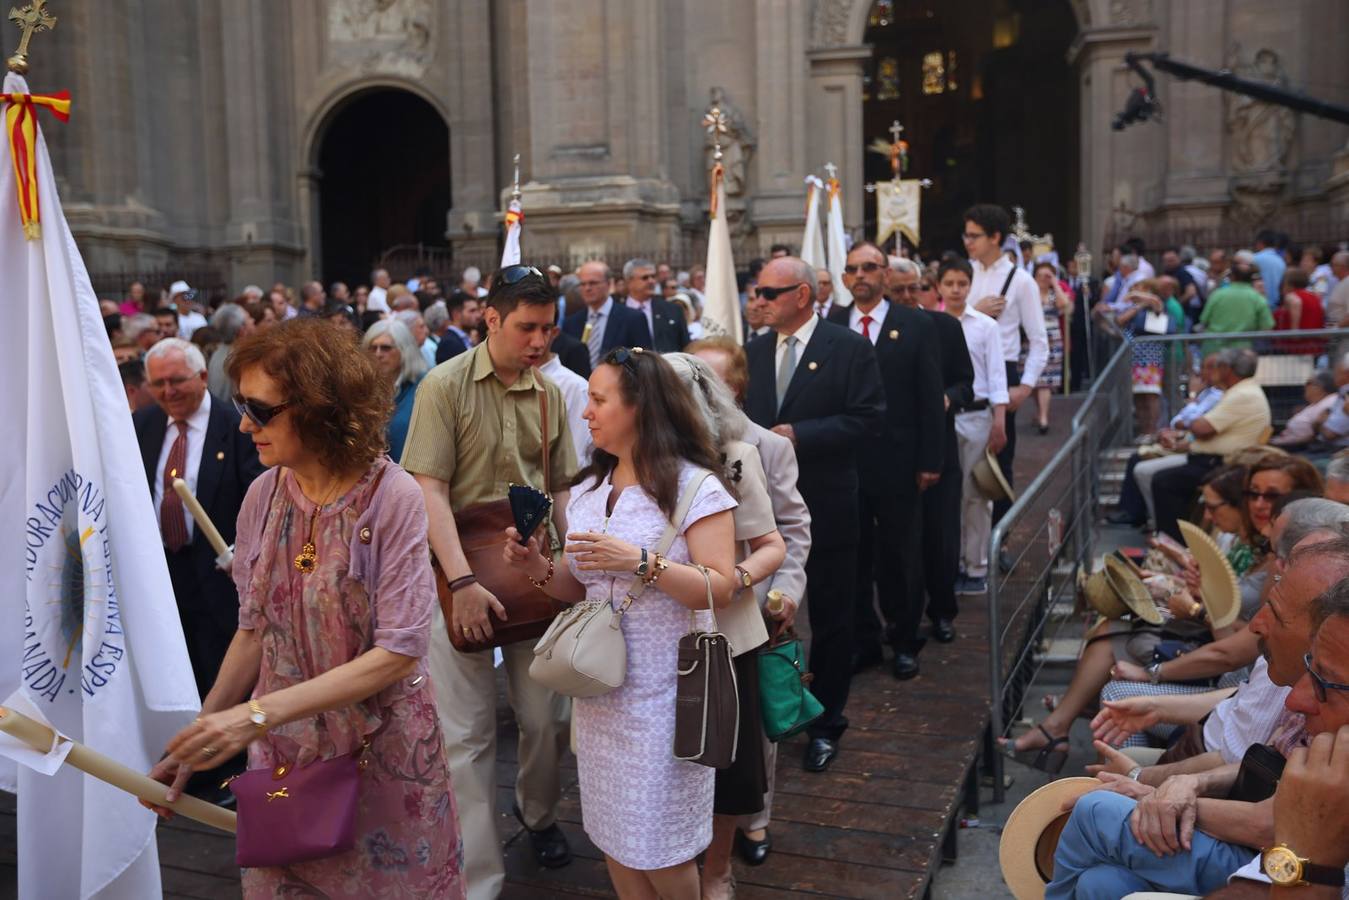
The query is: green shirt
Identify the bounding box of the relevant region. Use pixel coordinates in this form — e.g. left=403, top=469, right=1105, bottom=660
left=400, top=340, right=576, bottom=512
left=1198, top=283, right=1274, bottom=350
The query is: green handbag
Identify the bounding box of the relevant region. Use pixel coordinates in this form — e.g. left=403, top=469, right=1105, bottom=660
left=757, top=628, right=824, bottom=742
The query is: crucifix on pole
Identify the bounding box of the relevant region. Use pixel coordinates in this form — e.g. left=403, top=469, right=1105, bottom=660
left=7, top=0, right=56, bottom=74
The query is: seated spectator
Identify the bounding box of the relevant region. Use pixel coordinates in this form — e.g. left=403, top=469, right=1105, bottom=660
left=1316, top=354, right=1349, bottom=450
left=1046, top=529, right=1349, bottom=899
left=1273, top=369, right=1338, bottom=449
left=1110, top=353, right=1225, bottom=527
left=1153, top=348, right=1272, bottom=541
left=1327, top=454, right=1349, bottom=504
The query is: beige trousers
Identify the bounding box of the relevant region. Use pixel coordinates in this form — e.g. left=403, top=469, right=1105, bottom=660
left=427, top=605, right=571, bottom=900
left=955, top=409, right=994, bottom=578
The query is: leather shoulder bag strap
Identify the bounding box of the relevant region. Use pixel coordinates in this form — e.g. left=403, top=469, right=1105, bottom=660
left=539, top=384, right=551, bottom=497
left=999, top=265, right=1017, bottom=298
left=618, top=469, right=713, bottom=608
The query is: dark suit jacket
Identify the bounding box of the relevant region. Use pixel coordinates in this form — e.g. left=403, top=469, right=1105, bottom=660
left=561, top=301, right=653, bottom=354
left=648, top=297, right=691, bottom=352
left=924, top=307, right=975, bottom=470
left=828, top=303, right=945, bottom=492
left=435, top=329, right=470, bottom=365
left=745, top=320, right=885, bottom=549
left=551, top=330, right=592, bottom=379
left=134, top=398, right=266, bottom=632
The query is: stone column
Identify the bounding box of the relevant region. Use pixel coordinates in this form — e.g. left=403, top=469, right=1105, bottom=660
left=446, top=0, right=498, bottom=261
left=806, top=45, right=869, bottom=238
left=750, top=0, right=811, bottom=252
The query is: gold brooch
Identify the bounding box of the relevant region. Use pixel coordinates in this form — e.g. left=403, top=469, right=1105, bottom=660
left=889, top=329, right=900, bottom=339
left=807, top=361, right=818, bottom=371
left=216, top=451, right=225, bottom=460
left=293, top=542, right=317, bottom=574
left=359, top=526, right=372, bottom=544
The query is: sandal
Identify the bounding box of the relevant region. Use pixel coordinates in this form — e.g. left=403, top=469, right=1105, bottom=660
left=998, top=724, right=1070, bottom=774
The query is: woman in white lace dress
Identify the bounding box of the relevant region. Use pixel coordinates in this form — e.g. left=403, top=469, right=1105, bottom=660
left=505, top=346, right=738, bottom=899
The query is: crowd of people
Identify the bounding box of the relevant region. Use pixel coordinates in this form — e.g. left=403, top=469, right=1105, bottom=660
left=96, top=206, right=1349, bottom=899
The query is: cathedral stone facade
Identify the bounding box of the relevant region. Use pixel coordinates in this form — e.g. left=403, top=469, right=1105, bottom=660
left=9, top=0, right=1349, bottom=290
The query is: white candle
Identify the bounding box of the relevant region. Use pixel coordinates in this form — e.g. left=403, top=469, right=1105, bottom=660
left=172, top=478, right=230, bottom=557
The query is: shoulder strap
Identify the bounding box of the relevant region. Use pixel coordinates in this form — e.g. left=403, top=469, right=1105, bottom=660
left=539, top=384, right=551, bottom=497
left=999, top=265, right=1017, bottom=298
left=619, top=469, right=713, bottom=603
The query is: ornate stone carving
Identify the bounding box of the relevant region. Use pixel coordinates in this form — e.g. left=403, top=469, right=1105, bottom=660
left=1226, top=46, right=1295, bottom=223
left=810, top=0, right=853, bottom=49
left=704, top=87, right=755, bottom=198
left=327, top=0, right=433, bottom=69
left=1108, top=0, right=1150, bottom=27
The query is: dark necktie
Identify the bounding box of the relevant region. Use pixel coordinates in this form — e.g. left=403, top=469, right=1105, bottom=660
left=161, top=421, right=189, bottom=552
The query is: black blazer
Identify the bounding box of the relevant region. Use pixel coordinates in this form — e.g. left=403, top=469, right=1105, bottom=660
left=551, top=330, right=592, bottom=379
left=744, top=320, right=885, bottom=549
left=134, top=398, right=266, bottom=629
left=561, top=301, right=653, bottom=354
left=435, top=329, right=469, bottom=365
left=648, top=297, right=691, bottom=352
left=828, top=303, right=945, bottom=489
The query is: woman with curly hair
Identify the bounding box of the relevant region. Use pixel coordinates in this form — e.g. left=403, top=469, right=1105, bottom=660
left=145, top=317, right=465, bottom=898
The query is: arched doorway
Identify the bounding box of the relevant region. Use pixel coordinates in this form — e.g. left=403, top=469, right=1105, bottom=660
left=315, top=89, right=451, bottom=287
left=861, top=0, right=1079, bottom=255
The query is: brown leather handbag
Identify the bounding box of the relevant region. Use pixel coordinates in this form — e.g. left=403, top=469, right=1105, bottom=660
left=436, top=388, right=565, bottom=653
left=673, top=562, right=740, bottom=769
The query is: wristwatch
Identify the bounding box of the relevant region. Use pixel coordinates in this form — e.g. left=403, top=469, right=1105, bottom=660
left=247, top=699, right=269, bottom=734
left=1146, top=661, right=1164, bottom=684
left=1262, top=844, right=1346, bottom=887
left=633, top=548, right=649, bottom=579
left=734, top=565, right=753, bottom=590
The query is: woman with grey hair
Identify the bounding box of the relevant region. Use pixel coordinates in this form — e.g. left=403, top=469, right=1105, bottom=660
left=664, top=351, right=786, bottom=900
left=362, top=319, right=429, bottom=461
left=206, top=302, right=254, bottom=402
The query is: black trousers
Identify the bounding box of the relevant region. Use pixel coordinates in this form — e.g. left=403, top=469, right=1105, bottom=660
left=165, top=548, right=234, bottom=701
left=992, top=361, right=1021, bottom=523
left=1116, top=451, right=1149, bottom=524
left=1153, top=453, right=1224, bottom=542
left=805, top=544, right=858, bottom=741
left=854, top=483, right=925, bottom=654
left=921, top=436, right=962, bottom=623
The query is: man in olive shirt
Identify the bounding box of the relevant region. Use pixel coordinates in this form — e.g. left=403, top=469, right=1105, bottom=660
left=1151, top=347, right=1270, bottom=541
left=402, top=267, right=577, bottom=899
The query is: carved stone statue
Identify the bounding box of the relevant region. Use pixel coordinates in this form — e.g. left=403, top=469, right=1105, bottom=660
left=704, top=87, right=754, bottom=198
left=1226, top=46, right=1296, bottom=222
left=328, top=0, right=432, bottom=65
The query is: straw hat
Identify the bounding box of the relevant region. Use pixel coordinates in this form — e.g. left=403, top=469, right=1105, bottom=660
left=1078, top=566, right=1127, bottom=619
left=1102, top=556, right=1165, bottom=625
left=1177, top=520, right=1241, bottom=628
left=999, top=777, right=1100, bottom=899
left=973, top=447, right=1016, bottom=503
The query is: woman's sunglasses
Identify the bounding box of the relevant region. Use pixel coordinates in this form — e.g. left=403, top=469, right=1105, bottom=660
left=1303, top=653, right=1349, bottom=703
left=604, top=347, right=645, bottom=368
left=500, top=265, right=544, bottom=285
left=1244, top=489, right=1286, bottom=503
left=232, top=393, right=292, bottom=428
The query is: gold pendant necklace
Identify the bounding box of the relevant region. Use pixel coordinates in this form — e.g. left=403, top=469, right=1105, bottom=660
left=293, top=477, right=342, bottom=574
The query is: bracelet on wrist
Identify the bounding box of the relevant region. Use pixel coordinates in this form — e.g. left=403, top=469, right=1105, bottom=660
left=645, top=553, right=669, bottom=585
left=529, top=554, right=555, bottom=590
left=447, top=574, right=477, bottom=592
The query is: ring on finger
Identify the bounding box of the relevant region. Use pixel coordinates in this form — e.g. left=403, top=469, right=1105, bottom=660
left=200, top=746, right=219, bottom=759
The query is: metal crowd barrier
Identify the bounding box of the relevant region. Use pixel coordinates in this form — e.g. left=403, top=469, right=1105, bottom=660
left=985, top=326, right=1349, bottom=802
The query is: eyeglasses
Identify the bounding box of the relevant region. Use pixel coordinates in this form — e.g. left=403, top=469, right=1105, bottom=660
left=1200, top=497, right=1229, bottom=512
left=147, top=374, right=198, bottom=391
left=1245, top=489, right=1287, bottom=503
left=368, top=343, right=397, bottom=354
left=1303, top=653, right=1349, bottom=703
left=500, top=265, right=544, bottom=285
left=604, top=346, right=645, bottom=368
left=962, top=231, right=988, bottom=242
left=843, top=262, right=884, bottom=275
left=232, top=393, right=292, bottom=428
left=919, top=283, right=935, bottom=291
left=892, top=284, right=922, bottom=294
left=756, top=283, right=804, bottom=301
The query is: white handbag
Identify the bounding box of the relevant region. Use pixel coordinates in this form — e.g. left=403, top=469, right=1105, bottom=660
left=529, top=471, right=712, bottom=698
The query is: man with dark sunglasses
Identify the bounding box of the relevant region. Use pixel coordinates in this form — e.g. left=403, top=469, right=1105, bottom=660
left=402, top=265, right=578, bottom=895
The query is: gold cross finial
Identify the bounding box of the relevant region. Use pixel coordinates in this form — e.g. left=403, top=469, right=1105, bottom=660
left=7, top=0, right=56, bottom=74
left=702, top=105, right=728, bottom=162
left=824, top=162, right=838, bottom=181
left=888, top=120, right=904, bottom=143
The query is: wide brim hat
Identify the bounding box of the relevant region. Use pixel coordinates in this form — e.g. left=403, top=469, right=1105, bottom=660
left=1103, top=556, right=1164, bottom=625
left=1078, top=566, right=1128, bottom=619
left=973, top=447, right=1016, bottom=503
left=1177, top=520, right=1241, bottom=628
left=999, top=777, right=1100, bottom=899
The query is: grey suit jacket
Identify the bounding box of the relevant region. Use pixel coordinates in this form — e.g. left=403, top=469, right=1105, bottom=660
left=743, top=421, right=811, bottom=608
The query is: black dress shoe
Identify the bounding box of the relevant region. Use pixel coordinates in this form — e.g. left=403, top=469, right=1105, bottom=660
left=803, top=737, right=838, bottom=772
left=892, top=651, right=920, bottom=680
left=852, top=644, right=884, bottom=674
left=513, top=803, right=572, bottom=869
left=1106, top=510, right=1141, bottom=526
left=931, top=619, right=956, bottom=644
left=734, top=828, right=772, bottom=866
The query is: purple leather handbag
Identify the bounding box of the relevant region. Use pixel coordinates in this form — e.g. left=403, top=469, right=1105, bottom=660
left=228, top=748, right=365, bottom=868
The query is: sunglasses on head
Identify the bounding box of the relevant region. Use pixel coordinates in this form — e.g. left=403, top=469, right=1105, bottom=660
left=1303, top=653, right=1349, bottom=703
left=604, top=346, right=645, bottom=368
left=232, top=393, right=292, bottom=428
left=499, top=265, right=545, bottom=285
left=843, top=262, right=884, bottom=275
left=756, top=283, right=803, bottom=301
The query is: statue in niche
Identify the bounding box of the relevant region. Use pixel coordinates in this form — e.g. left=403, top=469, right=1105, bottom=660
left=1226, top=46, right=1295, bottom=222
left=704, top=87, right=755, bottom=198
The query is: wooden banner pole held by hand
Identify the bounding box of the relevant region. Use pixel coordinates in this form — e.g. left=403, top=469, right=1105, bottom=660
left=0, top=706, right=238, bottom=834
left=172, top=477, right=233, bottom=567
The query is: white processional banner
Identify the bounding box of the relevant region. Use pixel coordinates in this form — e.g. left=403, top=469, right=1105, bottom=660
left=0, top=72, right=200, bottom=899
left=800, top=176, right=826, bottom=272
left=700, top=167, right=743, bottom=343
left=824, top=176, right=853, bottom=308
left=874, top=179, right=922, bottom=250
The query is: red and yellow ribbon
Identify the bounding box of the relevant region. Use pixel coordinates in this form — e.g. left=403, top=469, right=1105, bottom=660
left=504, top=201, right=523, bottom=229
left=0, top=89, right=70, bottom=240
left=826, top=176, right=841, bottom=212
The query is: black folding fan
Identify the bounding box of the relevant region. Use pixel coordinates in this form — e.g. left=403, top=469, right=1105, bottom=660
left=508, top=483, right=552, bottom=544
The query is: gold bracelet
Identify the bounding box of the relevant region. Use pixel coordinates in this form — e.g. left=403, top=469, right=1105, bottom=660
left=645, top=553, right=669, bottom=585
left=529, top=555, right=555, bottom=589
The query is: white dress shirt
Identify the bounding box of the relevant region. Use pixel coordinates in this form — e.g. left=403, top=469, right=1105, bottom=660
left=539, top=355, right=592, bottom=466
left=625, top=296, right=654, bottom=338
left=152, top=391, right=212, bottom=542
left=366, top=286, right=389, bottom=312
left=1202, top=656, right=1291, bottom=765
left=847, top=299, right=890, bottom=345
left=775, top=311, right=821, bottom=366
left=970, top=254, right=1049, bottom=388
left=587, top=297, right=615, bottom=336
left=955, top=306, right=1009, bottom=405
